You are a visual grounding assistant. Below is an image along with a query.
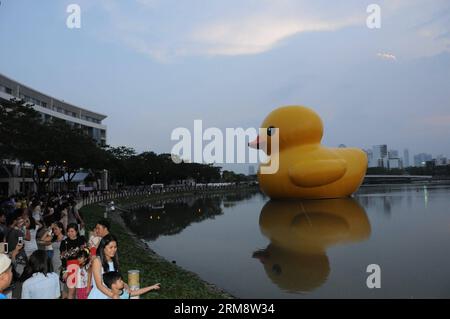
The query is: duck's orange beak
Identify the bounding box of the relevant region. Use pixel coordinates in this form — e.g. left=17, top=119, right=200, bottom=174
left=248, top=135, right=266, bottom=149
left=252, top=249, right=269, bottom=264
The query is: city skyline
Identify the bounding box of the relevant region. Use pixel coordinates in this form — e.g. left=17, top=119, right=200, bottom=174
left=364, top=143, right=449, bottom=170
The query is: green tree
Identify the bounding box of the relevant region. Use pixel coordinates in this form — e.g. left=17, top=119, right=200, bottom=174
left=1, top=99, right=110, bottom=194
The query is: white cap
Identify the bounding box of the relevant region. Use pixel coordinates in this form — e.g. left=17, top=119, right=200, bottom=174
left=0, top=253, right=12, bottom=274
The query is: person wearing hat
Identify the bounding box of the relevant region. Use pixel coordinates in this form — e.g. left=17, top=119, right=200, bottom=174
left=0, top=253, right=13, bottom=299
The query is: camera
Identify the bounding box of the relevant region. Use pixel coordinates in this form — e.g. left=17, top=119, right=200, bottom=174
left=0, top=242, right=8, bottom=254
left=18, top=237, right=23, bottom=245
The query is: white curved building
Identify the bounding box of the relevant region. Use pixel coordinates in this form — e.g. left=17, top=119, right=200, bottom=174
left=0, top=73, right=108, bottom=196
left=0, top=72, right=107, bottom=146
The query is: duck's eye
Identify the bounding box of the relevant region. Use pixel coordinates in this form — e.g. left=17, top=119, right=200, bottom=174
left=267, top=126, right=276, bottom=137
left=272, top=264, right=282, bottom=275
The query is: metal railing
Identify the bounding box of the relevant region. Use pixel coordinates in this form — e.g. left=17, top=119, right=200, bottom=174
left=76, top=183, right=258, bottom=209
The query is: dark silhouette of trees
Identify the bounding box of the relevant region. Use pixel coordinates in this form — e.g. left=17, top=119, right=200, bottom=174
left=1, top=99, right=253, bottom=193
left=1, top=99, right=108, bottom=193
left=104, top=148, right=223, bottom=186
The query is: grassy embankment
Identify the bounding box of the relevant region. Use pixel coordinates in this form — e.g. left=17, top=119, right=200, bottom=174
left=80, top=190, right=251, bottom=299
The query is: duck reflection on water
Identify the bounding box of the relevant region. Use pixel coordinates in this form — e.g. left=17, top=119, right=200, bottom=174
left=253, top=198, right=371, bottom=293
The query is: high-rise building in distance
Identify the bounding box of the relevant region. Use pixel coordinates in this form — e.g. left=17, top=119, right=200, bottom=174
left=414, top=153, right=433, bottom=167
left=372, top=145, right=388, bottom=168
left=388, top=150, right=399, bottom=159
left=403, top=149, right=410, bottom=167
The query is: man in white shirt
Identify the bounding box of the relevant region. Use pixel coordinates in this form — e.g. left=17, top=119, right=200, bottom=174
left=20, top=250, right=60, bottom=299
left=21, top=272, right=60, bottom=299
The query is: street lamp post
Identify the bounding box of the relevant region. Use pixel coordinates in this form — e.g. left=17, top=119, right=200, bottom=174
left=105, top=201, right=115, bottom=218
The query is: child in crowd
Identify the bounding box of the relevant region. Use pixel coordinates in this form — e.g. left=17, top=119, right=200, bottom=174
left=76, top=248, right=92, bottom=299
left=87, top=228, right=101, bottom=257
left=103, top=271, right=160, bottom=299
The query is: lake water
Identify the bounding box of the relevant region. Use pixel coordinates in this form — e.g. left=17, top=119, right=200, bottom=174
left=121, top=184, right=450, bottom=298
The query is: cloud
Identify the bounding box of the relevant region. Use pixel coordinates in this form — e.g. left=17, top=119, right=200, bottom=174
left=386, top=0, right=450, bottom=58
left=421, top=115, right=450, bottom=126
left=190, top=15, right=359, bottom=56
left=135, top=0, right=159, bottom=8
left=93, top=0, right=450, bottom=61
left=377, top=52, right=397, bottom=61
left=94, top=0, right=366, bottom=60
left=413, top=5, right=450, bottom=52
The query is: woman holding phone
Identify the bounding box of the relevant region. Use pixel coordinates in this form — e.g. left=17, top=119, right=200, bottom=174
left=23, top=216, right=39, bottom=258
left=37, top=224, right=54, bottom=259
left=51, top=222, right=67, bottom=298
left=5, top=213, right=27, bottom=277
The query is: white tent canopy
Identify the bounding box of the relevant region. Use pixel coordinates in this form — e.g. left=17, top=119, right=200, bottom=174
left=58, top=172, right=89, bottom=182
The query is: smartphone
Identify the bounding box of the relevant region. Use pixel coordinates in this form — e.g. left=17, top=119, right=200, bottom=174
left=18, top=237, right=23, bottom=245
left=0, top=242, right=8, bottom=254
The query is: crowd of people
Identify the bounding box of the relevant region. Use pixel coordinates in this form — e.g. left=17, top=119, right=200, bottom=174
left=0, top=193, right=160, bottom=299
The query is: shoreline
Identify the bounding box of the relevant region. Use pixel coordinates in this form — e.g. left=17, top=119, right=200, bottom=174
left=80, top=186, right=259, bottom=299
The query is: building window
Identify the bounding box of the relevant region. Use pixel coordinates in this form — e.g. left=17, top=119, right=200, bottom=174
left=0, top=85, right=12, bottom=94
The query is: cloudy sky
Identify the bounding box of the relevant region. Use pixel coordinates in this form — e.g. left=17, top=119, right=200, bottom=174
left=0, top=0, right=449, bottom=172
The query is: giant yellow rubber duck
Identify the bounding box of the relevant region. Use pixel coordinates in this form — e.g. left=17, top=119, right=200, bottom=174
left=249, top=106, right=368, bottom=199
left=253, top=198, right=371, bottom=293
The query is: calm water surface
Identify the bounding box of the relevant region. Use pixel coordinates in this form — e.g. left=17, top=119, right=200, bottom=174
left=122, top=184, right=450, bottom=298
